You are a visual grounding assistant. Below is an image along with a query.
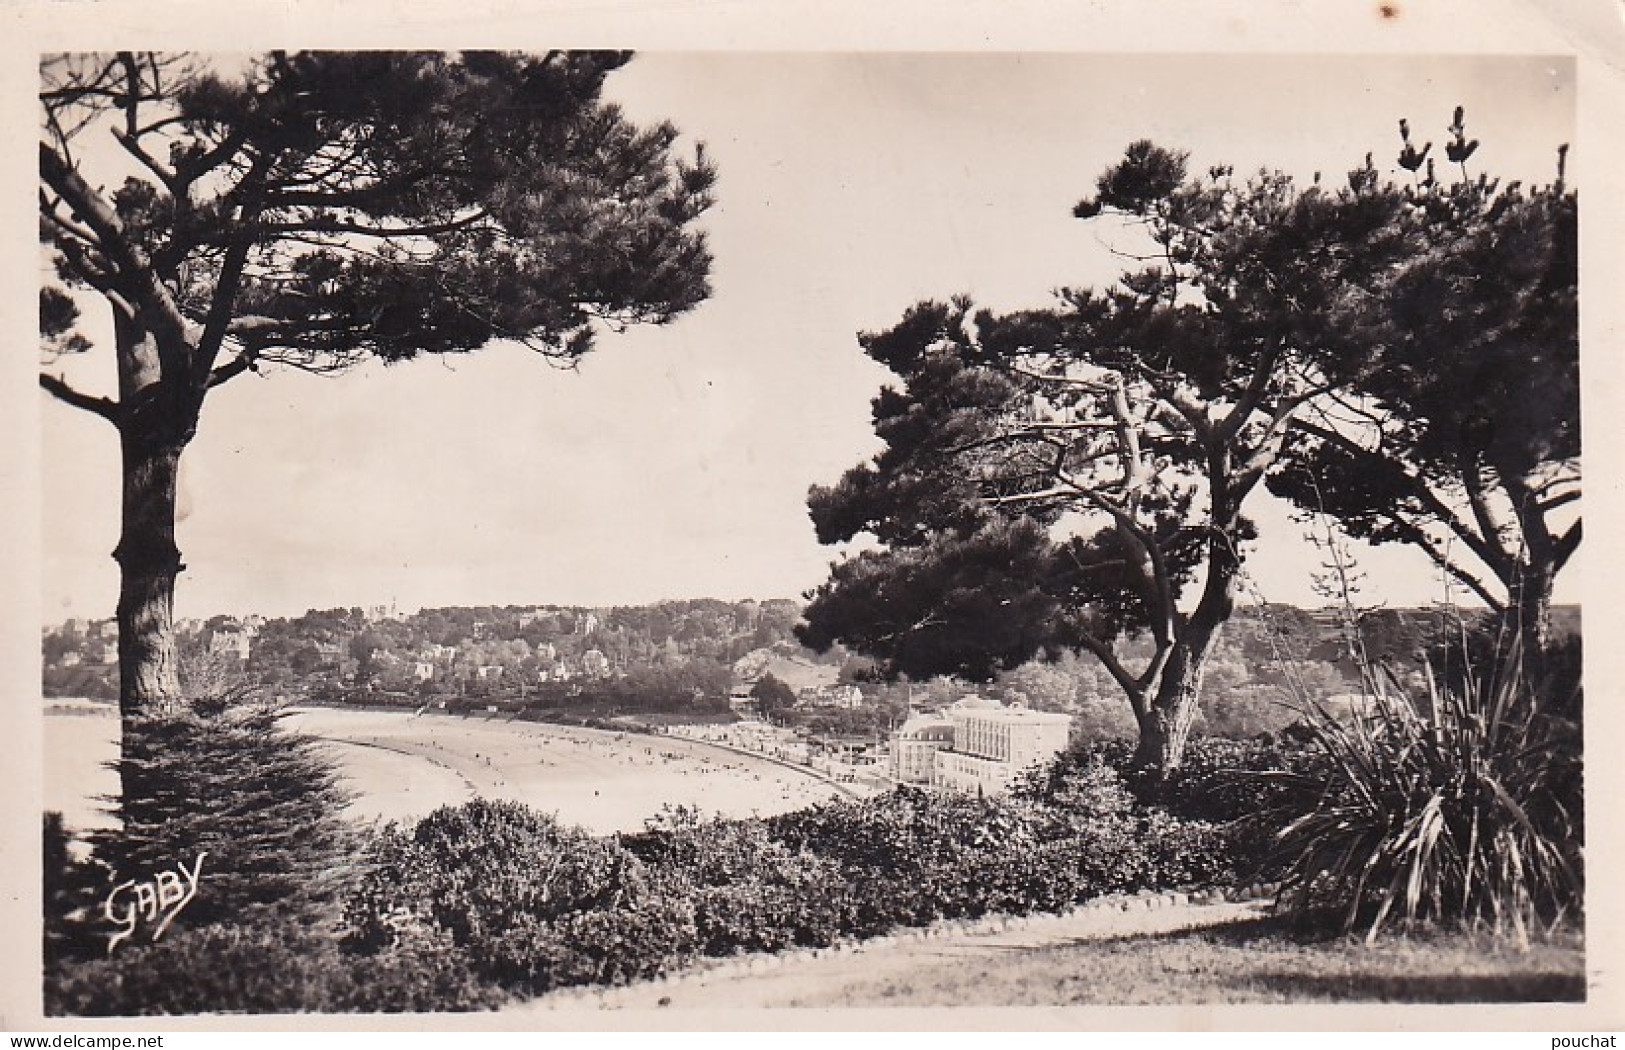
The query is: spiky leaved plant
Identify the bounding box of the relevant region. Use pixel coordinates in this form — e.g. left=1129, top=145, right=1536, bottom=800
left=1273, top=634, right=1582, bottom=945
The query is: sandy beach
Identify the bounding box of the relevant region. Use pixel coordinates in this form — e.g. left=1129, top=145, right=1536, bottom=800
left=43, top=704, right=851, bottom=836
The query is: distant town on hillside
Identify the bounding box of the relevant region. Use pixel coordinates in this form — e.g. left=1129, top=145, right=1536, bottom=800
left=42, top=599, right=1581, bottom=745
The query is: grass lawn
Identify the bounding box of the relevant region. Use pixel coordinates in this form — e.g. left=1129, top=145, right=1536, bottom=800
left=789, top=916, right=1586, bottom=1007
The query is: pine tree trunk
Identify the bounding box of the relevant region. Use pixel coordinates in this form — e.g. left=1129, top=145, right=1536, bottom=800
left=1502, top=473, right=1562, bottom=692
left=108, top=309, right=196, bottom=727
left=114, top=429, right=186, bottom=722
left=1131, top=496, right=1240, bottom=776
left=1131, top=634, right=1212, bottom=775
left=1513, top=559, right=1556, bottom=689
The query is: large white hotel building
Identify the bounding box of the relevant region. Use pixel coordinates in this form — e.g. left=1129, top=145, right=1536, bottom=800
left=890, top=696, right=1072, bottom=794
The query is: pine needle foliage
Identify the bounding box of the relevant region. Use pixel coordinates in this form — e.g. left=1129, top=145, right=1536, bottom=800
left=93, top=701, right=359, bottom=932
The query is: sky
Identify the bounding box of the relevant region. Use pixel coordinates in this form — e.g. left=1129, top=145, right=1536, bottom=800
left=38, top=52, right=1579, bottom=622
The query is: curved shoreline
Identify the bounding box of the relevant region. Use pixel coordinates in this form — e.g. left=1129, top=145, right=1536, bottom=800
left=315, top=734, right=482, bottom=797
left=283, top=706, right=853, bottom=833
left=301, top=705, right=861, bottom=796
left=653, top=730, right=868, bottom=800
left=45, top=704, right=866, bottom=837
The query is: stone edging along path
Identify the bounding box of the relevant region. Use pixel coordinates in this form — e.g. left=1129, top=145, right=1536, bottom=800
left=519, top=885, right=1280, bottom=1012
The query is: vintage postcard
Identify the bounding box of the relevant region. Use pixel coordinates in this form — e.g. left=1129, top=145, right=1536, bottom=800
left=4, top=0, right=1622, bottom=1037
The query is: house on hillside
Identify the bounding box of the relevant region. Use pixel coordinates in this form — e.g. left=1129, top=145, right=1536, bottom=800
left=727, top=683, right=760, bottom=719
left=208, top=627, right=252, bottom=662
left=581, top=649, right=612, bottom=678
left=797, top=684, right=865, bottom=709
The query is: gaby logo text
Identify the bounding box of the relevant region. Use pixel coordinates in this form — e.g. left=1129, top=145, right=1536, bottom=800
left=103, top=852, right=207, bottom=953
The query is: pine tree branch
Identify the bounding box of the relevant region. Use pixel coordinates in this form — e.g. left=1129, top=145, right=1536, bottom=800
left=1214, top=337, right=1287, bottom=446
left=190, top=153, right=278, bottom=402
left=1288, top=417, right=1513, bottom=588
left=45, top=237, right=126, bottom=309
left=1459, top=450, right=1518, bottom=578
left=1392, top=519, right=1506, bottom=611
left=1006, top=364, right=1114, bottom=394
left=111, top=127, right=181, bottom=196
left=258, top=209, right=491, bottom=241
left=1074, top=632, right=1152, bottom=721
left=1235, top=390, right=1324, bottom=490
left=205, top=354, right=255, bottom=389
left=172, top=126, right=252, bottom=192
left=40, top=142, right=196, bottom=376
left=1554, top=519, right=1582, bottom=573
left=39, top=373, right=119, bottom=424
left=39, top=194, right=102, bottom=252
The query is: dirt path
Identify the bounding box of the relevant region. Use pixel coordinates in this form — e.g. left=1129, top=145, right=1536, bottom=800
left=521, top=896, right=1271, bottom=1012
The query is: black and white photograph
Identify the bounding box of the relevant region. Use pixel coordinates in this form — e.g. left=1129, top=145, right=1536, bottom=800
left=6, top=0, right=1623, bottom=1034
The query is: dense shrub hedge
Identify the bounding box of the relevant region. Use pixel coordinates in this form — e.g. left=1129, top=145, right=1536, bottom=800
left=43, top=812, right=114, bottom=969
left=1016, top=734, right=1326, bottom=883
left=755, top=772, right=1237, bottom=930
left=344, top=799, right=696, bottom=995
left=623, top=807, right=851, bottom=953
left=765, top=788, right=1069, bottom=931
left=330, top=764, right=1258, bottom=1003
left=46, top=918, right=505, bottom=1016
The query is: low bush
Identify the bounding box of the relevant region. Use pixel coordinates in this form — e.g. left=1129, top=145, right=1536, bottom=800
left=762, top=782, right=1229, bottom=933
left=1017, top=734, right=1323, bottom=884
left=43, top=812, right=110, bottom=966
left=344, top=799, right=696, bottom=995
left=765, top=788, right=1044, bottom=931
left=45, top=919, right=504, bottom=1016
left=1020, top=761, right=1240, bottom=894
left=684, top=880, right=849, bottom=954
left=1022, top=734, right=1322, bottom=821
left=625, top=808, right=851, bottom=953
left=478, top=898, right=696, bottom=989
left=1135, top=808, right=1239, bottom=889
